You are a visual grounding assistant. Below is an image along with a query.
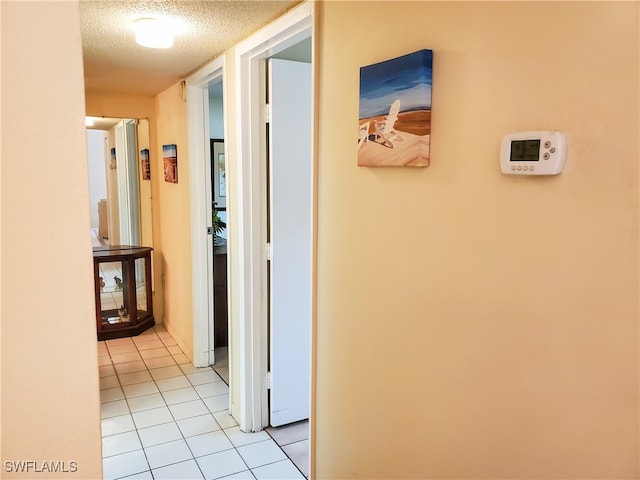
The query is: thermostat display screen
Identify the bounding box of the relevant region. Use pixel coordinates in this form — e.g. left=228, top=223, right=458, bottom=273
left=510, top=139, right=540, bottom=161
left=500, top=131, right=566, bottom=175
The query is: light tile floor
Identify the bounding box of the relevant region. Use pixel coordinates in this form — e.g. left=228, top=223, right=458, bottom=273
left=266, top=422, right=309, bottom=478
left=99, top=326, right=307, bottom=479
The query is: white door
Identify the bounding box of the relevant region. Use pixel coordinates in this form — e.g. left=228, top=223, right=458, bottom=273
left=115, top=119, right=140, bottom=246
left=268, top=58, right=312, bottom=427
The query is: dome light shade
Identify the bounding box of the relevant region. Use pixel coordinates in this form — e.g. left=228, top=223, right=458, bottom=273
left=134, top=18, right=174, bottom=49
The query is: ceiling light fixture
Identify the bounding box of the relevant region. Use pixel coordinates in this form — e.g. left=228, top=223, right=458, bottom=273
left=134, top=17, right=175, bottom=49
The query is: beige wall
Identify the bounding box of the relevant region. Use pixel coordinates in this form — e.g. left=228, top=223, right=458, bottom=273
left=314, top=1, right=638, bottom=478
left=85, top=92, right=155, bottom=121
left=154, top=83, right=194, bottom=358
left=1, top=1, right=103, bottom=478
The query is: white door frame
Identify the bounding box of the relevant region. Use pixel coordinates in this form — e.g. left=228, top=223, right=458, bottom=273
left=234, top=1, right=314, bottom=432
left=187, top=56, right=226, bottom=368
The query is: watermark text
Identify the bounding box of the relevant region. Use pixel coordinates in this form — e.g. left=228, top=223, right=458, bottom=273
left=4, top=460, right=78, bottom=473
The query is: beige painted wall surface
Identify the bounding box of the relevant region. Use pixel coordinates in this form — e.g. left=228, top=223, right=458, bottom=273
left=85, top=92, right=155, bottom=121
left=154, top=83, right=194, bottom=359
left=1, top=1, right=102, bottom=478
left=315, top=2, right=638, bottom=478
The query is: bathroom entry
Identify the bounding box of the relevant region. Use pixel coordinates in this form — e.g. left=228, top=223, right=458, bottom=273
left=209, top=77, right=229, bottom=358
left=267, top=56, right=312, bottom=427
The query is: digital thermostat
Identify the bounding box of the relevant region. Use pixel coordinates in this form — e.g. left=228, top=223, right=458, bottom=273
left=500, top=131, right=567, bottom=175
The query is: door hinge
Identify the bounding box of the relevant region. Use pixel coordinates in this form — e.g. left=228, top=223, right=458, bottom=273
left=207, top=227, right=214, bottom=235
left=266, top=242, right=273, bottom=261
left=262, top=103, right=271, bottom=124
left=265, top=371, right=272, bottom=389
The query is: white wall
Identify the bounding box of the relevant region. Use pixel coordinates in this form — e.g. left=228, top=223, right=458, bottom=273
left=209, top=82, right=224, bottom=139
left=86, top=129, right=107, bottom=228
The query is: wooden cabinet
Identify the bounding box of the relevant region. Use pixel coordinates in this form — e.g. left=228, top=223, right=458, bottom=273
left=214, top=245, right=228, bottom=347
left=93, top=246, right=154, bottom=340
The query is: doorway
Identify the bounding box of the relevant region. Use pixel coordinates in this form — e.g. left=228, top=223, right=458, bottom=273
left=187, top=2, right=315, bottom=444
left=209, top=77, right=230, bottom=383
left=186, top=57, right=226, bottom=370
left=233, top=1, right=314, bottom=436
left=266, top=55, right=312, bottom=428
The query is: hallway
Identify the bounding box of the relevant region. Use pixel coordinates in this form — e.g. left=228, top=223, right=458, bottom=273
left=99, top=326, right=308, bottom=479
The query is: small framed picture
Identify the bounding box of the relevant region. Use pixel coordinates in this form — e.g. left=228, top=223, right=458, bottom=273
left=110, top=147, right=117, bottom=170
left=140, top=149, right=150, bottom=180
left=163, top=144, right=178, bottom=183
left=211, top=139, right=226, bottom=208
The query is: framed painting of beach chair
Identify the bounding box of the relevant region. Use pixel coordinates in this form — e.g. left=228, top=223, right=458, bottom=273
left=358, top=49, right=432, bottom=167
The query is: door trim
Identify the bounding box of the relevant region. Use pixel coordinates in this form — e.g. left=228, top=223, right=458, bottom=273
left=234, top=1, right=314, bottom=433
left=186, top=56, right=226, bottom=368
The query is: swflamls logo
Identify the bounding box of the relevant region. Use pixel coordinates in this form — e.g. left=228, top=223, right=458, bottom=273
left=4, top=460, right=78, bottom=473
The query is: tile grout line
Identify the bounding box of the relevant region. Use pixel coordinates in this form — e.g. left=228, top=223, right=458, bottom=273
left=132, top=336, right=254, bottom=480
left=105, top=331, right=205, bottom=478
left=102, top=329, right=248, bottom=479
left=130, top=331, right=212, bottom=480
left=102, top=328, right=304, bottom=479
left=108, top=331, right=203, bottom=477
left=264, top=429, right=308, bottom=479
left=103, top=336, right=153, bottom=479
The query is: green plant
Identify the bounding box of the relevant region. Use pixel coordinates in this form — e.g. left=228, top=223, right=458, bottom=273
left=212, top=202, right=226, bottom=235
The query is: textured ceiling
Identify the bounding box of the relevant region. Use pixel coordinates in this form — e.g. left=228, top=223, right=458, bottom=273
left=80, top=0, right=301, bottom=96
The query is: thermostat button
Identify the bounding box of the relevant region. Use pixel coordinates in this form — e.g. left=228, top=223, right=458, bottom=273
left=544, top=141, right=551, bottom=148
left=550, top=147, right=556, bottom=153
left=511, top=165, right=516, bottom=171
left=543, top=152, right=550, bottom=160
left=523, top=166, right=528, bottom=171
left=517, top=166, right=522, bottom=171
left=529, top=165, right=535, bottom=171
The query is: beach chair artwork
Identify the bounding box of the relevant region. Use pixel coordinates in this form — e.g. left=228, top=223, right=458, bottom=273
left=358, top=49, right=432, bottom=167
